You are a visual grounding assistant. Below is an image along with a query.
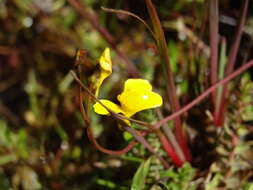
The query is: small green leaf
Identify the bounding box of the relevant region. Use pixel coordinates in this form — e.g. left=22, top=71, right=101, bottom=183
left=168, top=41, right=178, bottom=73
left=131, top=157, right=152, bottom=190
left=96, top=179, right=116, bottom=189
left=123, top=131, right=133, bottom=141
left=160, top=163, right=196, bottom=190
left=205, top=173, right=223, bottom=190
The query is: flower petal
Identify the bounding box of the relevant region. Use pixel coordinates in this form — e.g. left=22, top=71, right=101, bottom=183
left=93, top=99, right=123, bottom=115
left=93, top=48, right=112, bottom=97
left=99, top=48, right=112, bottom=73
left=123, top=79, right=152, bottom=92
left=118, top=79, right=163, bottom=117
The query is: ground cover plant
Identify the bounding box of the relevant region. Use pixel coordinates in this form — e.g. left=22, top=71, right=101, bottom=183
left=0, top=0, right=253, bottom=189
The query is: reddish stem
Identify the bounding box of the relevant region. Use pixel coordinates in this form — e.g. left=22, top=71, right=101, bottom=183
left=157, top=131, right=184, bottom=167
left=209, top=0, right=219, bottom=105
left=214, top=0, right=249, bottom=125
left=86, top=127, right=145, bottom=155
left=145, top=0, right=190, bottom=161
left=154, top=59, right=253, bottom=129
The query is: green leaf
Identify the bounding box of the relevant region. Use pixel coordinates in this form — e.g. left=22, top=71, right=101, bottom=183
left=168, top=41, right=178, bottom=73
left=0, top=120, right=28, bottom=159
left=131, top=157, right=152, bottom=190
left=205, top=173, right=223, bottom=190
left=123, top=131, right=133, bottom=141
left=245, top=182, right=253, bottom=190
left=96, top=179, right=116, bottom=189
left=161, top=163, right=196, bottom=190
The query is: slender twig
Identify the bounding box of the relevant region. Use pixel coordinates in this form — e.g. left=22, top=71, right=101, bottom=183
left=86, top=126, right=147, bottom=155
left=101, top=7, right=156, bottom=40
left=77, top=65, right=90, bottom=126
left=67, top=0, right=139, bottom=77
left=214, top=0, right=249, bottom=125
left=209, top=0, right=219, bottom=105
left=154, top=59, right=253, bottom=129
left=145, top=0, right=190, bottom=160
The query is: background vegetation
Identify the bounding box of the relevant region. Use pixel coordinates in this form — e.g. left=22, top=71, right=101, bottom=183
left=0, top=0, right=253, bottom=189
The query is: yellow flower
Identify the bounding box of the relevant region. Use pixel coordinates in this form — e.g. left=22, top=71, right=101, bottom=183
left=90, top=48, right=162, bottom=125
left=90, top=48, right=112, bottom=97
left=93, top=78, right=163, bottom=121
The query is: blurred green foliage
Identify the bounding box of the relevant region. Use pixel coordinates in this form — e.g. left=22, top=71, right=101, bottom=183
left=160, top=163, right=196, bottom=190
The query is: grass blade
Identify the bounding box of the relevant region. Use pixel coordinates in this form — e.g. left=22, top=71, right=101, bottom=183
left=131, top=157, right=152, bottom=190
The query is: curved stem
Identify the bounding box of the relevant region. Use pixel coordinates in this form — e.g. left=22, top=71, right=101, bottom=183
left=86, top=127, right=146, bottom=155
